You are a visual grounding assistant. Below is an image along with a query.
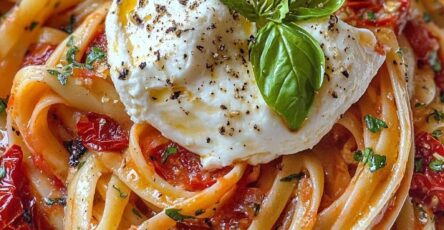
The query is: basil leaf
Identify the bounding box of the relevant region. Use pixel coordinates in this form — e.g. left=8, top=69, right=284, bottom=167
left=287, top=0, right=345, bottom=21
left=0, top=99, right=6, bottom=114
left=354, top=147, right=386, bottom=172
left=219, top=0, right=258, bottom=22
left=221, top=0, right=289, bottom=25
left=250, top=22, right=324, bottom=130
left=364, top=114, right=388, bottom=133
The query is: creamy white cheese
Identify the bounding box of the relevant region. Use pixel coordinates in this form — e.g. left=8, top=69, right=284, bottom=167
left=106, top=0, right=385, bottom=168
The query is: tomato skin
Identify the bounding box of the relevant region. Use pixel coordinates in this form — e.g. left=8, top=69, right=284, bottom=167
left=148, top=142, right=229, bottom=191
left=85, top=26, right=107, bottom=56
left=0, top=145, right=36, bottom=230
left=343, top=0, right=409, bottom=31
left=76, top=113, right=129, bottom=152
left=22, top=43, right=57, bottom=67
left=411, top=132, right=444, bottom=212
left=140, top=129, right=229, bottom=192
left=404, top=21, right=439, bottom=61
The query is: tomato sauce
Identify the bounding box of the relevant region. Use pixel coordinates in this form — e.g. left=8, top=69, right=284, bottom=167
left=22, top=43, right=57, bottom=67
left=141, top=131, right=230, bottom=192
left=343, top=0, right=409, bottom=32
left=411, top=132, right=444, bottom=212
left=76, top=112, right=129, bottom=152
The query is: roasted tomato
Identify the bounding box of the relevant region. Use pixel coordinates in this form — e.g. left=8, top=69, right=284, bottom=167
left=411, top=132, right=444, bottom=212
left=0, top=145, right=36, bottom=230
left=22, top=43, right=57, bottom=67
left=140, top=130, right=230, bottom=192
left=404, top=21, right=439, bottom=62
left=85, top=26, right=107, bottom=56
left=76, top=113, right=129, bottom=152
left=342, top=0, right=409, bottom=31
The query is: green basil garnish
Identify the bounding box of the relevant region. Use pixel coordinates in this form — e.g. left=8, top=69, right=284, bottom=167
left=85, top=47, right=106, bottom=70
left=251, top=22, right=324, bottom=129
left=429, top=160, right=444, bottom=172
left=286, top=0, right=345, bottom=21
left=221, top=0, right=344, bottom=130
left=161, top=146, right=178, bottom=163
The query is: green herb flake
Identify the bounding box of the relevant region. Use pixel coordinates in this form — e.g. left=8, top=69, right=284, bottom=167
left=423, top=12, right=432, bottom=23
left=0, top=99, right=6, bottom=114
left=43, top=197, right=66, bottom=206
left=29, top=21, right=39, bottom=31
left=440, top=92, right=444, bottom=103
left=165, top=208, right=195, bottom=222
left=354, top=148, right=386, bottom=172
left=132, top=208, right=143, bottom=218
left=364, top=114, right=388, bottom=133
left=253, top=203, right=261, bottom=216
left=415, top=103, right=426, bottom=108
left=414, top=158, right=423, bottom=173
left=433, top=129, right=443, bottom=139
left=428, top=109, right=444, bottom=122
left=0, top=167, right=6, bottom=180
left=428, top=51, right=442, bottom=73
left=195, top=209, right=205, bottom=216
left=429, top=160, right=444, bottom=172
left=161, top=145, right=178, bottom=163
left=85, top=47, right=106, bottom=70
left=112, top=185, right=128, bottom=198
left=367, top=11, right=377, bottom=22
left=280, top=172, right=304, bottom=182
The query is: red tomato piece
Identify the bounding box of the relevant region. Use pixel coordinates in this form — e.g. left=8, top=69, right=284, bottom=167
left=85, top=26, right=107, bottom=55
left=76, top=113, right=129, bottom=152
left=343, top=0, right=409, bottom=31
left=0, top=145, right=36, bottom=230
left=404, top=21, right=439, bottom=61
left=140, top=130, right=229, bottom=192
left=209, top=187, right=264, bottom=230
left=22, top=43, right=57, bottom=67
left=411, top=132, right=444, bottom=212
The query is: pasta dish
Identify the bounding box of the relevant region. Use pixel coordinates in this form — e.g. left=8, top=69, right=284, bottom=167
left=0, top=0, right=444, bottom=229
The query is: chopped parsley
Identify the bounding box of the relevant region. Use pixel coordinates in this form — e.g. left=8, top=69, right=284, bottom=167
left=429, top=160, right=444, bottom=172
left=29, top=21, right=39, bottom=31
left=414, top=158, right=423, bottom=172
left=47, top=36, right=86, bottom=85
left=112, top=185, right=128, bottom=198
left=423, top=12, right=432, bottom=23
left=132, top=208, right=143, bottom=218
left=253, top=203, right=261, bottom=216
left=165, top=208, right=195, bottom=222
left=280, top=172, right=304, bottom=182
left=0, top=167, right=5, bottom=180
left=194, top=209, right=205, bottom=216
left=367, top=11, right=377, bottom=22
left=0, top=98, right=6, bottom=114
left=44, top=197, right=66, bottom=206
left=354, top=148, right=386, bottom=172
left=63, top=15, right=77, bottom=34
left=440, top=91, right=444, bottom=103
left=364, top=114, right=388, bottom=133
left=427, top=109, right=444, bottom=122
left=161, top=145, right=178, bottom=163
left=85, top=47, right=106, bottom=70
left=428, top=51, right=442, bottom=73
left=433, top=129, right=443, bottom=139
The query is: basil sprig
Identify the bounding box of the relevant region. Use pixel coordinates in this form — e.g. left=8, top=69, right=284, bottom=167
left=221, top=0, right=344, bottom=130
